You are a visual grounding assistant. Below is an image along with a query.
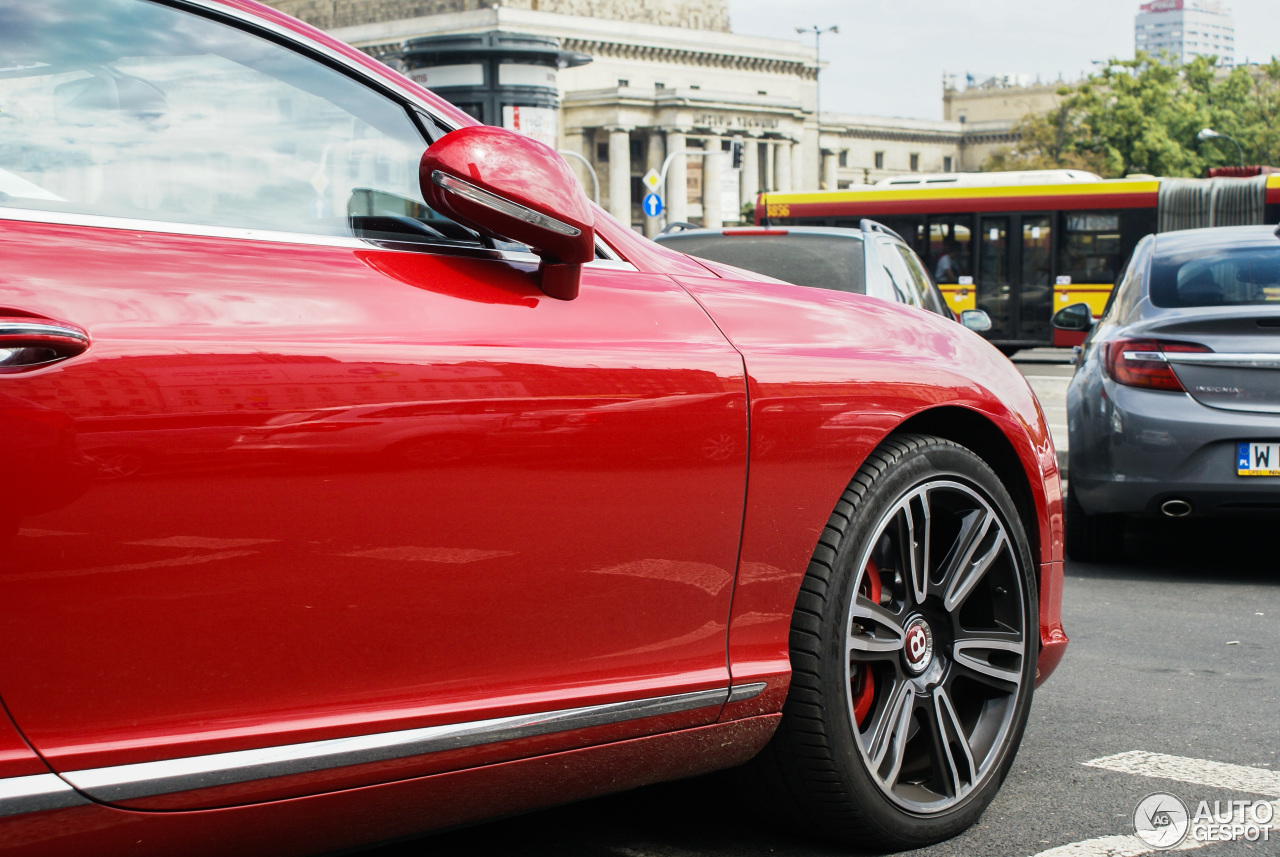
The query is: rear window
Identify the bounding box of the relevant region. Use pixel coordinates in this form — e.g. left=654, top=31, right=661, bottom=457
left=1150, top=246, right=1280, bottom=308
left=658, top=234, right=866, bottom=294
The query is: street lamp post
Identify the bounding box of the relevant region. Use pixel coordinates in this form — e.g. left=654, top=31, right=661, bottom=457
left=796, top=25, right=838, bottom=184
left=558, top=149, right=600, bottom=205
left=1198, top=127, right=1245, bottom=168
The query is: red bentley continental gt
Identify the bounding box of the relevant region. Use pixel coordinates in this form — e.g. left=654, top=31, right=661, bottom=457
left=0, top=1, right=1066, bottom=853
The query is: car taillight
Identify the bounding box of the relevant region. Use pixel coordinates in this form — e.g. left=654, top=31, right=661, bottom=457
left=1103, top=339, right=1212, bottom=392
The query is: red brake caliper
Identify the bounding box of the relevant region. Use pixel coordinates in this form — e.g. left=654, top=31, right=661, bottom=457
left=851, top=559, right=882, bottom=728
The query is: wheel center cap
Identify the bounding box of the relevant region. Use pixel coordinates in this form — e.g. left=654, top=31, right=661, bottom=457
left=903, top=616, right=935, bottom=675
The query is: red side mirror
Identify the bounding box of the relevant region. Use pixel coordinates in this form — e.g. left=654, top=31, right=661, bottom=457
left=421, top=126, right=595, bottom=300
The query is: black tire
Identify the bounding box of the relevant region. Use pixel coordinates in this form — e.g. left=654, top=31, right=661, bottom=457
left=1064, top=485, right=1124, bottom=562
left=749, top=433, right=1038, bottom=850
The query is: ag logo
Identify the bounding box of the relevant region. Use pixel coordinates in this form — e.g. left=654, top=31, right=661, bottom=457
left=1134, top=792, right=1190, bottom=849
left=902, top=617, right=934, bottom=675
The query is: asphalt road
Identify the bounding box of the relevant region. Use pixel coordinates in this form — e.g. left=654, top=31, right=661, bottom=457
left=355, top=352, right=1280, bottom=857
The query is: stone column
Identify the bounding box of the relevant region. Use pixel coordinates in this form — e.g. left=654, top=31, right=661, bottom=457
left=741, top=136, right=760, bottom=210
left=791, top=141, right=804, bottom=191
left=644, top=129, right=665, bottom=238
left=666, top=130, right=688, bottom=226
left=822, top=151, right=839, bottom=191
left=775, top=141, right=792, bottom=193
left=607, top=127, right=631, bottom=225
left=764, top=141, right=775, bottom=193
left=703, top=141, right=724, bottom=228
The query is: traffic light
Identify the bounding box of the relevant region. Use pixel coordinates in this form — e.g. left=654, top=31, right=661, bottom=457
left=731, top=140, right=744, bottom=170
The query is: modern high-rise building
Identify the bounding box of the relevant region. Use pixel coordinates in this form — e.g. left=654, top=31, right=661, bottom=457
left=1135, top=0, right=1236, bottom=66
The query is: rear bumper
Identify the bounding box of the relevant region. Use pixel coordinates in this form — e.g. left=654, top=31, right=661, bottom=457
left=1036, top=560, right=1067, bottom=687
left=1070, top=379, right=1280, bottom=516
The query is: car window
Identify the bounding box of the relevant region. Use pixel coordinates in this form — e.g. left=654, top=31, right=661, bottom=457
left=877, top=239, right=925, bottom=308
left=895, top=243, right=950, bottom=316
left=1149, top=245, right=1280, bottom=308
left=0, top=0, right=501, bottom=249
left=657, top=233, right=866, bottom=294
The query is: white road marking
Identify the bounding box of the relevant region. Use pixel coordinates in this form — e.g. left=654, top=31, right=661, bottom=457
left=1084, top=751, right=1280, bottom=796
left=1031, top=833, right=1203, bottom=857
left=1027, top=752, right=1280, bottom=857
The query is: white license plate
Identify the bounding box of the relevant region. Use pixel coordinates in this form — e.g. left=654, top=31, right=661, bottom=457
left=1237, top=442, right=1280, bottom=476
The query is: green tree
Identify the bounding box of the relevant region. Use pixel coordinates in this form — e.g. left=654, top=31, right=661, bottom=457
left=986, top=53, right=1279, bottom=177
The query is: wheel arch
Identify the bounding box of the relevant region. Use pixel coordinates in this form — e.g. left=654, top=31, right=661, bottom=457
left=893, top=406, right=1040, bottom=574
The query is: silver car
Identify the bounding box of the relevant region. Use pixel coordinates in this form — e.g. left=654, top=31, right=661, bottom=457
left=1060, top=225, right=1280, bottom=560
left=653, top=221, right=993, bottom=331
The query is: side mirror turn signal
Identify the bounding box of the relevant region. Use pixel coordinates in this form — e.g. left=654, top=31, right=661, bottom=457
left=421, top=126, right=595, bottom=300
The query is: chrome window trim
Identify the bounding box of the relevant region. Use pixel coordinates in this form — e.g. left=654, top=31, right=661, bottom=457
left=593, top=237, right=624, bottom=262
left=1, top=206, right=631, bottom=271
left=0, top=774, right=89, bottom=818
left=0, top=207, right=530, bottom=263
left=62, top=688, right=729, bottom=803
left=0, top=206, right=372, bottom=250
left=585, top=257, right=637, bottom=272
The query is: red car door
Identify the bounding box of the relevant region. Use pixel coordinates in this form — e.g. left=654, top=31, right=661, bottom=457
left=0, top=0, right=746, bottom=811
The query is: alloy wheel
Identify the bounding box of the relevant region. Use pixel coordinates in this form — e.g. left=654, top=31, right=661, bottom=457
left=845, top=479, right=1027, bottom=813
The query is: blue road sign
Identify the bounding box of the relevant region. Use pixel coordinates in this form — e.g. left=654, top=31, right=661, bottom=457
left=643, top=193, right=664, bottom=218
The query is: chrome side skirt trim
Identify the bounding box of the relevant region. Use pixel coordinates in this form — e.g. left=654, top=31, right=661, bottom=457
left=0, top=774, right=90, bottom=818
left=62, top=688, right=729, bottom=803
left=726, top=682, right=768, bottom=703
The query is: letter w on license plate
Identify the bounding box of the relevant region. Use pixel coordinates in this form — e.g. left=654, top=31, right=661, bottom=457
left=1238, top=442, right=1280, bottom=476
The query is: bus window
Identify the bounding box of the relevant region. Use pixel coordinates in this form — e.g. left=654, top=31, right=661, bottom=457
left=928, top=219, right=973, bottom=283
left=928, top=218, right=974, bottom=314
left=1060, top=212, right=1122, bottom=319
left=1021, top=216, right=1053, bottom=339
left=978, top=217, right=1012, bottom=337
left=1062, top=213, right=1122, bottom=284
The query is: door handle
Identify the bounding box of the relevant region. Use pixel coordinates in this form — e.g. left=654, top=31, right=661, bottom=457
left=0, top=318, right=90, bottom=372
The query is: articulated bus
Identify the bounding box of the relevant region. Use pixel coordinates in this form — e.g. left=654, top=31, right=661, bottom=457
left=756, top=170, right=1280, bottom=351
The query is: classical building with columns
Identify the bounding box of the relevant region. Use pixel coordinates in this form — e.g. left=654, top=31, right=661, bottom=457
left=268, top=0, right=1041, bottom=233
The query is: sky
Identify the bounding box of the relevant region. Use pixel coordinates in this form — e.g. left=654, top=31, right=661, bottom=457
left=726, top=0, right=1280, bottom=121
